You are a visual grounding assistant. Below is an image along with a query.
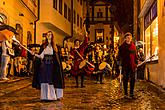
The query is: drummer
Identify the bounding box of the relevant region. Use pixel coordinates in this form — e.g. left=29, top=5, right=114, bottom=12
left=93, top=43, right=104, bottom=84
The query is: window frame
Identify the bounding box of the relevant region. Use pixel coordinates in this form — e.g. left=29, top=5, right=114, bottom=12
left=53, top=0, right=57, bottom=10
left=59, top=0, right=63, bottom=14
left=68, top=7, right=71, bottom=22
left=77, top=14, right=79, bottom=27
left=64, top=3, right=67, bottom=19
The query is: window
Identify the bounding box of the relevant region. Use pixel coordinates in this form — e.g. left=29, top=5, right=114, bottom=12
left=151, top=18, right=158, bottom=60
left=95, top=29, right=104, bottom=43
left=74, top=10, right=76, bottom=24
left=144, top=1, right=158, bottom=61
left=68, top=8, right=71, bottom=22
left=80, top=17, right=82, bottom=29
left=151, top=2, right=157, bottom=21
left=59, top=0, right=62, bottom=14
left=64, top=3, right=67, bottom=19
left=77, top=14, right=79, bottom=27
left=80, top=0, right=82, bottom=5
left=145, top=17, right=158, bottom=61
left=97, top=12, right=103, bottom=18
left=144, top=12, right=150, bottom=28
left=53, top=0, right=57, bottom=10
left=145, top=26, right=151, bottom=60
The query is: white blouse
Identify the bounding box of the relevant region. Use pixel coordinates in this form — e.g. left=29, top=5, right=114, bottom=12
left=36, top=45, right=53, bottom=59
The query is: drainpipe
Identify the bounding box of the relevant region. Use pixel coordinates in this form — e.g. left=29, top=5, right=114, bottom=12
left=34, top=0, right=40, bottom=44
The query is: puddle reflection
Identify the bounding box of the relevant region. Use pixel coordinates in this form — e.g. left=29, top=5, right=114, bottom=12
left=40, top=101, right=64, bottom=110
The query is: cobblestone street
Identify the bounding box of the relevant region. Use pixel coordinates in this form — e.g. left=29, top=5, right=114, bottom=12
left=0, top=76, right=165, bottom=110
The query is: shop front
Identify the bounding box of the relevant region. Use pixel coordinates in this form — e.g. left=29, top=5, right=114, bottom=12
left=138, top=0, right=165, bottom=88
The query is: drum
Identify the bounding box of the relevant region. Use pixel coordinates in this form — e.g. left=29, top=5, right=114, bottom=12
left=79, top=60, right=86, bottom=69
left=66, top=64, right=71, bottom=71
left=99, top=62, right=112, bottom=72
left=79, top=60, right=95, bottom=75
left=62, top=62, right=67, bottom=70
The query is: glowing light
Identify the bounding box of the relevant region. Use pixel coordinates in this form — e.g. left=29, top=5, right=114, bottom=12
left=103, top=45, right=107, bottom=49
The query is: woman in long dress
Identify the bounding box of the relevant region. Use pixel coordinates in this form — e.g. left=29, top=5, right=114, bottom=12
left=32, top=31, right=64, bottom=101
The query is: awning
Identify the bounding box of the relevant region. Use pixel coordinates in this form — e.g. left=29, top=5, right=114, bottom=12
left=138, top=0, right=155, bottom=18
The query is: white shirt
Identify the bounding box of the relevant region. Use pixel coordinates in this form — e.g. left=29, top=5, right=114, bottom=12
left=38, top=45, right=53, bottom=59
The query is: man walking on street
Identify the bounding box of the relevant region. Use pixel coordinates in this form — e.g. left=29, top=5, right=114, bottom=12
left=117, top=32, right=138, bottom=99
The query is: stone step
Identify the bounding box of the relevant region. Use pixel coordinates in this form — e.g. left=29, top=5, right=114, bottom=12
left=0, top=77, right=32, bottom=97
left=0, top=77, right=29, bottom=84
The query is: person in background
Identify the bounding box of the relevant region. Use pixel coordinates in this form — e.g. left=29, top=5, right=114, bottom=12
left=117, top=32, right=138, bottom=99
left=94, top=44, right=103, bottom=84
left=31, top=31, right=65, bottom=101
left=0, top=24, right=18, bottom=80
left=137, top=48, right=145, bottom=80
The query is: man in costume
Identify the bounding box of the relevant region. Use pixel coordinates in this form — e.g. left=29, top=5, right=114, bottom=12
left=70, top=25, right=89, bottom=88
left=118, top=32, right=138, bottom=98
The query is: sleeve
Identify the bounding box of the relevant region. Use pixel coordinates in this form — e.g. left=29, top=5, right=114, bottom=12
left=79, top=36, right=88, bottom=53
left=35, top=49, right=44, bottom=59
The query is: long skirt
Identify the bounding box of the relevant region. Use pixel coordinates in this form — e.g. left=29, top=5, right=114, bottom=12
left=40, top=62, right=63, bottom=100
left=41, top=83, right=63, bottom=100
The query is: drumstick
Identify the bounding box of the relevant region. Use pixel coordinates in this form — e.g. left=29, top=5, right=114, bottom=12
left=86, top=60, right=95, bottom=68
left=137, top=54, right=157, bottom=67
left=75, top=50, right=84, bottom=60
left=75, top=50, right=95, bottom=68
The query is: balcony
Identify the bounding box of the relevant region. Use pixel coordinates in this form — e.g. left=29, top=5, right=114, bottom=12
left=89, top=17, right=114, bottom=24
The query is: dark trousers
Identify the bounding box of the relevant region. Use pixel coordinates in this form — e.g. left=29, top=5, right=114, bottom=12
left=75, top=75, right=84, bottom=87
left=123, top=68, right=135, bottom=95
left=137, top=64, right=145, bottom=80
left=96, top=72, right=103, bottom=83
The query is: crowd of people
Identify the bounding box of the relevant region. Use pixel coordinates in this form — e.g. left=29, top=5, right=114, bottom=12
left=0, top=23, right=146, bottom=101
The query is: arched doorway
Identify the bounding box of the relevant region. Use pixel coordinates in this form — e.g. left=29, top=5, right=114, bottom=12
left=27, top=31, right=32, bottom=45
left=15, top=24, right=23, bottom=44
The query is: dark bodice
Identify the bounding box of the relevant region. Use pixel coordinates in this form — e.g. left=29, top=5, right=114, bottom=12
left=42, top=55, right=54, bottom=64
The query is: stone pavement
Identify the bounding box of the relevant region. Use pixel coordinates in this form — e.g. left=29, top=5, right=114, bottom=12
left=0, top=76, right=165, bottom=110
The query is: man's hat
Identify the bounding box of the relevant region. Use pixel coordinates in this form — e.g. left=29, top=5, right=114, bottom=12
left=124, top=32, right=132, bottom=38
left=0, top=24, right=18, bottom=35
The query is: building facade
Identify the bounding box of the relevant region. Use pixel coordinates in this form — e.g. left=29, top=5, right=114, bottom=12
left=36, top=0, right=86, bottom=48
left=0, top=0, right=38, bottom=45
left=134, top=0, right=165, bottom=88
left=88, top=0, right=121, bottom=50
